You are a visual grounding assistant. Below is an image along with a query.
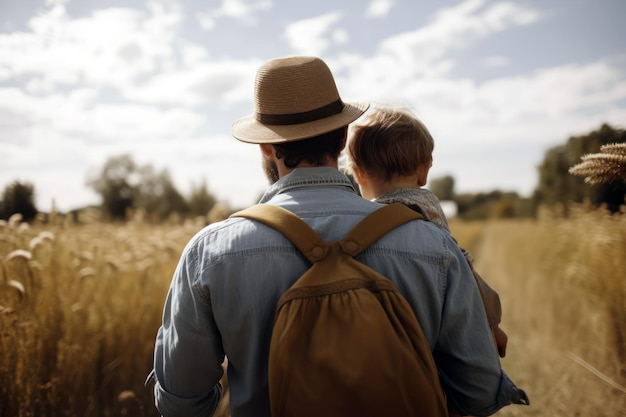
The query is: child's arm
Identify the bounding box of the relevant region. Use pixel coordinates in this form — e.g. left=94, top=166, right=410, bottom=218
left=462, top=251, right=508, bottom=357
left=493, top=324, right=508, bottom=358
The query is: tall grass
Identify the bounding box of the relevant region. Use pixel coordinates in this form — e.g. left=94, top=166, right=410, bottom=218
left=1, top=203, right=624, bottom=416
left=451, top=203, right=626, bottom=417
left=0, top=216, right=201, bottom=417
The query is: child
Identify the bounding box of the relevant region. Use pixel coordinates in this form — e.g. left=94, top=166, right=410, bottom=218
left=346, top=105, right=508, bottom=359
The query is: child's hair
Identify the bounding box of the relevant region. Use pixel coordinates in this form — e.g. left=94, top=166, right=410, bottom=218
left=347, top=106, right=434, bottom=182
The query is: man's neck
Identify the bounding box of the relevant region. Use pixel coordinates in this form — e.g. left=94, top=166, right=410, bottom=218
left=278, top=160, right=339, bottom=178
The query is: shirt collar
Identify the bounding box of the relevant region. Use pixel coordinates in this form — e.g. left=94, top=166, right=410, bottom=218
left=259, top=167, right=356, bottom=203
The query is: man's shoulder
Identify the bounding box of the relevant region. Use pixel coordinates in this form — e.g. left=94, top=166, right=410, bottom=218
left=375, top=214, right=452, bottom=251
left=182, top=215, right=257, bottom=252
left=397, top=213, right=448, bottom=235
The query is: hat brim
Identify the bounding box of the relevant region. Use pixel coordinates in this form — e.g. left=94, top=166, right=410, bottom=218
left=231, top=101, right=370, bottom=144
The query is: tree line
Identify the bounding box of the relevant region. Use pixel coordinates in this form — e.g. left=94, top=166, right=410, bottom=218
left=85, top=154, right=217, bottom=222
left=2, top=123, right=625, bottom=223
left=1, top=154, right=217, bottom=223
left=428, top=123, right=625, bottom=219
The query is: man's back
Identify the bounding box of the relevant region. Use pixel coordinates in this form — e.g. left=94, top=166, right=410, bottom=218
left=154, top=167, right=520, bottom=417
left=153, top=56, right=527, bottom=417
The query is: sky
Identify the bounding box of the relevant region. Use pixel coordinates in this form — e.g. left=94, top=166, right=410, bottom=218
left=1, top=0, right=625, bottom=212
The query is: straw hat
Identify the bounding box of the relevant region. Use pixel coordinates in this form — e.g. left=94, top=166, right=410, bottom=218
left=231, top=56, right=369, bottom=144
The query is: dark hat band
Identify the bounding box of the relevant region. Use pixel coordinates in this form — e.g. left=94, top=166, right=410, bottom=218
left=256, top=100, right=344, bottom=126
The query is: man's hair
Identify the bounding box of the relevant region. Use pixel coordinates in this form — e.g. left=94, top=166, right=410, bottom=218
left=274, top=127, right=347, bottom=168
left=348, top=106, right=434, bottom=182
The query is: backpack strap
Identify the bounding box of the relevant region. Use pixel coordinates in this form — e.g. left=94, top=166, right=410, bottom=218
left=231, top=204, right=328, bottom=264
left=230, top=203, right=422, bottom=262
left=341, top=203, right=423, bottom=257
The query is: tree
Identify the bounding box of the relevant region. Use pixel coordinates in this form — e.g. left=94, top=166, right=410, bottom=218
left=429, top=176, right=455, bottom=201
left=188, top=178, right=216, bottom=218
left=454, top=190, right=529, bottom=220
left=0, top=181, right=38, bottom=222
left=87, top=154, right=138, bottom=220
left=88, top=154, right=215, bottom=222
left=135, top=166, right=189, bottom=221
left=535, top=124, right=626, bottom=213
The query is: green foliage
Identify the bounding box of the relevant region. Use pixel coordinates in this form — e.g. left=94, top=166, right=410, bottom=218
left=188, top=179, right=217, bottom=217
left=456, top=190, right=532, bottom=220
left=87, top=154, right=137, bottom=220
left=134, top=166, right=190, bottom=221
left=536, top=123, right=626, bottom=213
left=87, top=154, right=217, bottom=222
left=0, top=180, right=38, bottom=221
left=429, top=175, right=455, bottom=201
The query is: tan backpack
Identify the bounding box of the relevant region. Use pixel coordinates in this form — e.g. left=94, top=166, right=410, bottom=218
left=232, top=203, right=448, bottom=417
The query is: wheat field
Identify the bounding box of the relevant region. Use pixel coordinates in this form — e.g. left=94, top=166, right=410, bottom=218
left=450, top=204, right=626, bottom=417
left=1, top=204, right=624, bottom=417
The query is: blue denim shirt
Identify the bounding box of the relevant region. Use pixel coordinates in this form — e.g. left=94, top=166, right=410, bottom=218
left=152, top=167, right=528, bottom=417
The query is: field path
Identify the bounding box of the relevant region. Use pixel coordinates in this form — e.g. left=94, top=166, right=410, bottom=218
left=471, top=221, right=625, bottom=417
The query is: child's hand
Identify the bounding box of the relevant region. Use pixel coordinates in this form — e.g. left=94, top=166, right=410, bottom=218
left=494, top=326, right=508, bottom=357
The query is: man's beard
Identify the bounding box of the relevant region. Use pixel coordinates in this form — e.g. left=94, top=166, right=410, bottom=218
left=263, top=155, right=279, bottom=184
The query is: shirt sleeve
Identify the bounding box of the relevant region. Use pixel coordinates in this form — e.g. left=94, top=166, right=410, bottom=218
left=434, top=238, right=528, bottom=416
left=151, top=241, right=226, bottom=417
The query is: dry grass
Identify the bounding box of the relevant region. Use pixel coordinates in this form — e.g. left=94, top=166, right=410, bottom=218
left=451, top=203, right=626, bottom=417
left=2, top=204, right=624, bottom=416
left=0, top=215, right=203, bottom=417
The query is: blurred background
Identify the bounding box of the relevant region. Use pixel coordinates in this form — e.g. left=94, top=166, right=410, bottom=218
left=1, top=1, right=625, bottom=417
left=1, top=0, right=625, bottom=215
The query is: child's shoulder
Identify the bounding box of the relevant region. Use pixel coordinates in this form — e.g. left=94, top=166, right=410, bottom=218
left=376, top=189, right=449, bottom=230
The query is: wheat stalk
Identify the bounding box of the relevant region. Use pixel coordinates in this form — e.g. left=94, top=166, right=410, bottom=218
left=6, top=279, right=26, bottom=302
left=569, top=143, right=626, bottom=184
left=7, top=213, right=23, bottom=228
left=599, top=142, right=626, bottom=154
left=567, top=353, right=626, bottom=394
left=6, top=249, right=32, bottom=262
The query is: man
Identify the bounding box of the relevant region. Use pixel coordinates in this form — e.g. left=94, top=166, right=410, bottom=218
left=150, top=56, right=528, bottom=417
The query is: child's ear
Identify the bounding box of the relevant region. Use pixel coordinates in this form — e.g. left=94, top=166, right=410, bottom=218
left=351, top=166, right=367, bottom=186
left=417, top=164, right=430, bottom=187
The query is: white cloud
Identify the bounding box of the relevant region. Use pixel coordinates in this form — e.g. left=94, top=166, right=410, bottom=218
left=378, top=0, right=543, bottom=74
left=214, top=0, right=272, bottom=19
left=196, top=0, right=273, bottom=29
left=337, top=54, right=626, bottom=195
left=0, top=82, right=256, bottom=210
left=0, top=64, right=10, bottom=81
left=45, top=0, right=68, bottom=6
left=366, top=0, right=394, bottom=19
left=0, top=0, right=269, bottom=211
left=165, top=135, right=268, bottom=209
left=285, top=12, right=343, bottom=55
left=482, top=1, right=541, bottom=28
left=196, top=13, right=217, bottom=30
left=122, top=59, right=258, bottom=107
left=0, top=85, right=207, bottom=147
left=475, top=62, right=626, bottom=122
left=330, top=0, right=546, bottom=107
left=332, top=29, right=349, bottom=45
left=1, top=0, right=624, bottom=212
left=483, top=55, right=510, bottom=67
left=0, top=1, right=181, bottom=91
